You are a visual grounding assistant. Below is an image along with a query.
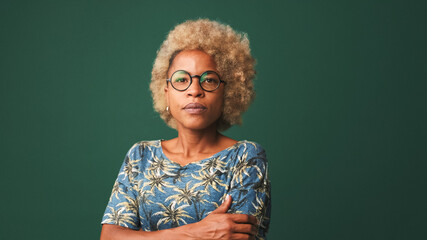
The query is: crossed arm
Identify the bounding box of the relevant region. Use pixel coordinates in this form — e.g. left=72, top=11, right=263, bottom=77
left=100, top=195, right=258, bottom=240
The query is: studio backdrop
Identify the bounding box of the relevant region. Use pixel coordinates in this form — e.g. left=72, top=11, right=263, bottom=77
left=1, top=0, right=426, bottom=239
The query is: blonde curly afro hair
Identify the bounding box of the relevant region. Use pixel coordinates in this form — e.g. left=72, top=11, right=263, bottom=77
left=150, top=19, right=256, bottom=131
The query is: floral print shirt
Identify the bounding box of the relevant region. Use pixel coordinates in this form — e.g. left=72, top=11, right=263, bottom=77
left=101, top=140, right=271, bottom=239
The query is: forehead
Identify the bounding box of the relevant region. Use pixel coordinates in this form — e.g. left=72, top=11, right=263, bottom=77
left=168, top=50, right=217, bottom=76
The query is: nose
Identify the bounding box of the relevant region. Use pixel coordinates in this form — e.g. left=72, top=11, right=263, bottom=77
left=186, top=78, right=205, bottom=98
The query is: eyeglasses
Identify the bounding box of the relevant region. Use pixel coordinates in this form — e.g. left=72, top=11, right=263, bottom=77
left=166, top=70, right=226, bottom=92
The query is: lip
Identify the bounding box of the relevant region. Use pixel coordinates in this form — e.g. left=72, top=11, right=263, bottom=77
left=183, top=103, right=207, bottom=114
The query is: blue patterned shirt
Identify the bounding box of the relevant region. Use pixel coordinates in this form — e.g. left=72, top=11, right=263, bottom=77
left=102, top=140, right=271, bottom=239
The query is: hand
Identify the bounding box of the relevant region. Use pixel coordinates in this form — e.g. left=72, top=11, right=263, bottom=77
left=192, top=195, right=258, bottom=240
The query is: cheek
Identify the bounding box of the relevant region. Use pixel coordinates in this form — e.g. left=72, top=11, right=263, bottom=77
left=211, top=95, right=224, bottom=115
left=167, top=92, right=186, bottom=118
left=168, top=95, right=180, bottom=111
left=165, top=89, right=177, bottom=105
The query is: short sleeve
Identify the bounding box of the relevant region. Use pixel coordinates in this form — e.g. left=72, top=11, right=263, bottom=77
left=101, top=144, right=141, bottom=230
left=227, top=142, right=271, bottom=240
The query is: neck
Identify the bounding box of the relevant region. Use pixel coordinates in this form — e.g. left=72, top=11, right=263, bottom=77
left=174, top=124, right=221, bottom=157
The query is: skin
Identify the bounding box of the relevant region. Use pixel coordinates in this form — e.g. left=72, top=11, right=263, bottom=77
left=100, top=50, right=257, bottom=240
left=163, top=49, right=237, bottom=166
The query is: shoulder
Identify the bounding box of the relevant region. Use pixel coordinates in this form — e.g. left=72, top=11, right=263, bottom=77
left=229, top=141, right=269, bottom=182
left=126, top=140, right=162, bottom=160
left=118, top=140, right=162, bottom=178
left=235, top=140, right=266, bottom=158
left=227, top=140, right=268, bottom=168
left=130, top=139, right=162, bottom=149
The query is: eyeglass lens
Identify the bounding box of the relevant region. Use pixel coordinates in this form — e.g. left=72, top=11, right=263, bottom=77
left=171, top=70, right=221, bottom=91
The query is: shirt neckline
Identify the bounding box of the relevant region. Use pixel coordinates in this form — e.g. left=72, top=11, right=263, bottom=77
left=157, top=139, right=243, bottom=167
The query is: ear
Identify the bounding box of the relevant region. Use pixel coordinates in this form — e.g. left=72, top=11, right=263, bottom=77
left=164, top=86, right=169, bottom=107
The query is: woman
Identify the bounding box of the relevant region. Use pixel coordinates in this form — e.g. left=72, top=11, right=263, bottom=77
left=100, top=19, right=271, bottom=240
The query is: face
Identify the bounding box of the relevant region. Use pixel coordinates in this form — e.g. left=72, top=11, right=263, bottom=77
left=165, top=50, right=224, bottom=131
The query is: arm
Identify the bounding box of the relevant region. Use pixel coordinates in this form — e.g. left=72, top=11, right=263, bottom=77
left=100, top=143, right=260, bottom=240
left=100, top=195, right=258, bottom=240
left=227, top=142, right=271, bottom=239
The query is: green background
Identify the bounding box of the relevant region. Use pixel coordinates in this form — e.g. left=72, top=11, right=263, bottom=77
left=1, top=0, right=426, bottom=239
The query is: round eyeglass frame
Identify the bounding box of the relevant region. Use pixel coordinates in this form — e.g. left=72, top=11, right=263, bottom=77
left=166, top=70, right=226, bottom=92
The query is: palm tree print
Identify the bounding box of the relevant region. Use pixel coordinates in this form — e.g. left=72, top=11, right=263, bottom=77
left=102, top=140, right=270, bottom=239
left=109, top=181, right=123, bottom=201
left=103, top=206, right=137, bottom=228
left=147, top=154, right=177, bottom=175
left=228, top=182, right=253, bottom=213
left=141, top=170, right=173, bottom=193
left=191, top=169, right=227, bottom=192
left=120, top=156, right=140, bottom=181
left=232, top=151, right=263, bottom=185
left=252, top=194, right=270, bottom=237
left=197, top=155, right=227, bottom=173
left=168, top=167, right=188, bottom=184
left=252, top=171, right=270, bottom=198
left=165, top=181, right=209, bottom=221
left=136, top=189, right=156, bottom=230
left=117, top=195, right=139, bottom=215
left=165, top=181, right=197, bottom=205
left=138, top=140, right=161, bottom=149
left=153, top=201, right=193, bottom=228
left=136, top=188, right=154, bottom=206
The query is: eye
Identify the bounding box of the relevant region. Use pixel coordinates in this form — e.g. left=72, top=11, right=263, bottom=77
left=174, top=77, right=189, bottom=83
left=202, top=78, right=219, bottom=84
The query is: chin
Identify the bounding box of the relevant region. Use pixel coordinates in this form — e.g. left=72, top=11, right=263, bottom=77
left=178, top=119, right=218, bottom=131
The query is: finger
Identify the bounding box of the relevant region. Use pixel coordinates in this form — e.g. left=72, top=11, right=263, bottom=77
left=231, top=233, right=255, bottom=240
left=211, top=194, right=232, bottom=214
left=232, top=223, right=258, bottom=236
left=229, top=214, right=258, bottom=225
